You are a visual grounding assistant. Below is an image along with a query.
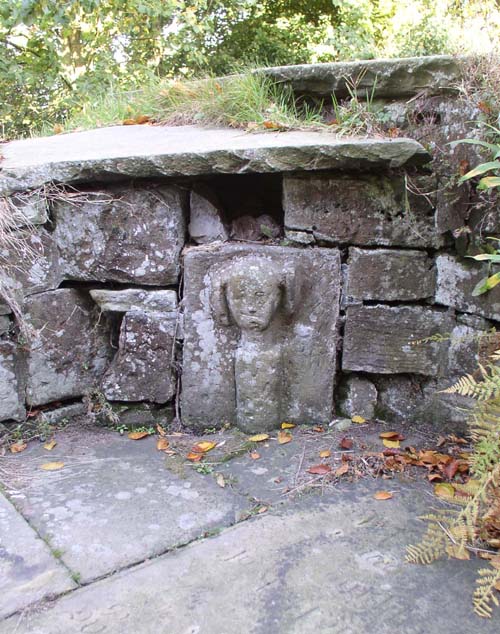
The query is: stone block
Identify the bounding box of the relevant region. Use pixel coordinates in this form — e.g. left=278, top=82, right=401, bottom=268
left=90, top=289, right=178, bottom=314
left=9, top=191, right=49, bottom=227
left=182, top=244, right=341, bottom=432
left=189, top=188, right=228, bottom=244
left=0, top=342, right=25, bottom=422
left=24, top=289, right=111, bottom=406
left=102, top=311, right=176, bottom=404
left=283, top=175, right=444, bottom=248
left=230, top=215, right=281, bottom=241
left=435, top=254, right=500, bottom=321
left=342, top=305, right=454, bottom=376
left=345, top=248, right=435, bottom=302
left=337, top=375, right=377, bottom=420
left=53, top=185, right=186, bottom=285
left=0, top=316, right=10, bottom=336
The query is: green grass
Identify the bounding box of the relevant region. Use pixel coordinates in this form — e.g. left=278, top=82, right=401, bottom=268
left=42, top=72, right=325, bottom=136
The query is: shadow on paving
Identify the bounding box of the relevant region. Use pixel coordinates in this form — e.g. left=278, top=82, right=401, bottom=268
left=0, top=425, right=498, bottom=632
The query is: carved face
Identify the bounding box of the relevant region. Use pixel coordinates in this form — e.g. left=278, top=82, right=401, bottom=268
left=225, top=264, right=282, bottom=332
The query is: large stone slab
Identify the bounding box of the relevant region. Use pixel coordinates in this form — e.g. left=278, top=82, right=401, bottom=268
left=24, top=289, right=111, bottom=406
left=3, top=479, right=498, bottom=634
left=283, top=175, right=443, bottom=248
left=102, top=311, right=177, bottom=403
left=345, top=248, right=435, bottom=302
left=342, top=305, right=454, bottom=375
left=52, top=185, right=186, bottom=285
left=0, top=493, right=75, bottom=619
left=1, top=430, right=247, bottom=584
left=90, top=288, right=178, bottom=314
left=189, top=188, right=229, bottom=244
left=263, top=55, right=462, bottom=99
left=0, top=342, right=25, bottom=422
left=0, top=126, right=430, bottom=194
left=435, top=254, right=500, bottom=321
left=182, top=244, right=341, bottom=431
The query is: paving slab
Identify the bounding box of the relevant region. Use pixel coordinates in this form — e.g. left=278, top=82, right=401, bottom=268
left=1, top=478, right=497, bottom=634
left=0, top=492, right=75, bottom=619
left=0, top=125, right=430, bottom=195
left=1, top=429, right=248, bottom=583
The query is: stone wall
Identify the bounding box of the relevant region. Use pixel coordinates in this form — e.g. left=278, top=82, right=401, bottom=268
left=1, top=55, right=499, bottom=433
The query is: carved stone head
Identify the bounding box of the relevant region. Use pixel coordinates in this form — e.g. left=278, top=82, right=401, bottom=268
left=211, top=256, right=299, bottom=332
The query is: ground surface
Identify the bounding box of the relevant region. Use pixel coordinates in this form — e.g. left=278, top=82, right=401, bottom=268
left=0, top=419, right=498, bottom=633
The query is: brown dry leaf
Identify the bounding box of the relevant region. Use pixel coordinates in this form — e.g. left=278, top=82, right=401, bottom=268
left=379, top=431, right=400, bottom=439
left=307, top=464, right=332, bottom=475
left=248, top=434, right=269, bottom=442
left=448, top=434, right=467, bottom=445
left=459, top=159, right=470, bottom=176
left=312, top=426, right=324, bottom=433
left=122, top=118, right=137, bottom=125
left=192, top=441, right=217, bottom=453
left=250, top=451, right=260, bottom=460
left=351, top=415, right=366, bottom=424
left=156, top=424, right=167, bottom=437
left=10, top=442, right=27, bottom=454
left=382, top=438, right=400, bottom=449
left=128, top=431, right=150, bottom=440
left=263, top=120, right=281, bottom=130
left=478, top=100, right=492, bottom=114
left=53, top=124, right=64, bottom=134
left=41, top=461, right=65, bottom=471
left=135, top=115, right=150, bottom=124
left=374, top=490, right=393, bottom=500
left=443, top=459, right=459, bottom=480
left=319, top=449, right=331, bottom=459
left=281, top=422, right=295, bottom=429
left=335, top=463, right=349, bottom=477
left=156, top=438, right=170, bottom=451
left=339, top=437, right=353, bottom=450
left=43, top=439, right=57, bottom=451
left=216, top=473, right=226, bottom=488
left=434, top=482, right=455, bottom=498
left=428, top=473, right=443, bottom=482
left=446, top=543, right=470, bottom=561
left=186, top=452, right=203, bottom=462
left=388, top=127, right=401, bottom=138
left=277, top=431, right=292, bottom=445
left=436, top=435, right=447, bottom=448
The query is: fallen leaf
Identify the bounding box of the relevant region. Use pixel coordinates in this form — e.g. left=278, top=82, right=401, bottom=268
left=250, top=451, right=260, bottom=460
left=436, top=435, right=447, bottom=447
left=10, top=442, right=27, bottom=453
left=53, top=124, right=64, bottom=134
left=379, top=431, right=400, bottom=439
left=43, top=439, right=57, bottom=451
left=319, top=449, right=331, bottom=458
left=41, top=461, right=64, bottom=471
left=186, top=452, right=203, bottom=462
left=434, top=482, right=455, bottom=498
left=382, top=438, right=400, bottom=449
left=263, top=120, right=281, bottom=130
left=339, top=437, right=353, bottom=450
left=374, top=490, right=393, bottom=500
left=281, top=422, right=295, bottom=429
left=156, top=424, right=167, bottom=436
left=135, top=114, right=150, bottom=124
left=443, top=459, right=459, bottom=480
left=156, top=438, right=170, bottom=451
left=216, top=473, right=225, bottom=488
left=428, top=473, right=443, bottom=482
left=122, top=118, right=137, bottom=125
left=192, top=441, right=217, bottom=453
left=128, top=431, right=149, bottom=440
left=312, top=426, right=324, bottom=433
left=307, top=464, right=332, bottom=475
left=277, top=430, right=292, bottom=445
left=248, top=433, right=269, bottom=442
left=351, top=415, right=366, bottom=424
left=335, top=463, right=349, bottom=476
left=257, top=506, right=268, bottom=514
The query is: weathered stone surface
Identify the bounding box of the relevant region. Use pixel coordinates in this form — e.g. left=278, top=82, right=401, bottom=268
left=9, top=191, right=49, bottom=226
left=1, top=430, right=247, bottom=584
left=263, top=55, right=462, bottom=99
left=345, top=248, right=435, bottom=302
left=283, top=175, right=443, bottom=248
left=0, top=492, right=75, bottom=619
left=189, top=188, right=228, bottom=244
left=0, top=316, right=10, bottom=336
left=435, top=254, right=500, bottom=321
left=342, top=305, right=454, bottom=375
left=182, top=244, right=341, bottom=431
left=284, top=229, right=315, bottom=245
left=53, top=185, right=186, bottom=285
left=90, top=288, right=178, bottom=314
left=0, top=125, right=430, bottom=194
left=0, top=342, right=24, bottom=422
left=102, top=311, right=177, bottom=403
left=0, top=304, right=10, bottom=316
left=338, top=375, right=378, bottom=420
left=230, top=214, right=281, bottom=241
left=33, top=402, right=87, bottom=427
left=24, top=289, right=111, bottom=406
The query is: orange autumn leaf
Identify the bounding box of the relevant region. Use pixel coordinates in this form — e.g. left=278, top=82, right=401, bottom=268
left=277, top=431, right=292, bottom=445
left=43, top=439, right=57, bottom=451
left=379, top=431, right=400, bottom=439
left=307, top=464, right=332, bottom=475
left=186, top=452, right=203, bottom=462
left=335, top=463, right=349, bottom=477
left=135, top=115, right=150, bottom=124
left=10, top=442, right=27, bottom=454
left=192, top=441, right=216, bottom=453
left=312, top=426, right=324, bottom=433
left=156, top=424, right=167, bottom=437
left=128, top=431, right=150, bottom=440
left=156, top=438, right=170, bottom=451
left=339, top=437, right=353, bottom=450
left=319, top=449, right=331, bottom=459
left=122, top=118, right=137, bottom=125
left=374, top=490, right=393, bottom=500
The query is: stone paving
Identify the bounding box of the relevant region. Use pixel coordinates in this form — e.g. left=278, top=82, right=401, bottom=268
left=0, top=422, right=499, bottom=633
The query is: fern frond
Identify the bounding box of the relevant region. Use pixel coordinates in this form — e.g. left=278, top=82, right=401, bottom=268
left=473, top=566, right=500, bottom=618
left=442, top=365, right=500, bottom=400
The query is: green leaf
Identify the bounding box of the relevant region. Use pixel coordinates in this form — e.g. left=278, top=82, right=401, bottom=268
left=467, top=254, right=500, bottom=262
left=472, top=272, right=500, bottom=296
left=449, top=138, right=500, bottom=154
left=459, top=161, right=500, bottom=182
left=477, top=176, right=500, bottom=190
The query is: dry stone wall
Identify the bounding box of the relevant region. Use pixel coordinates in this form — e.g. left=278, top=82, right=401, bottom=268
left=1, top=55, right=499, bottom=433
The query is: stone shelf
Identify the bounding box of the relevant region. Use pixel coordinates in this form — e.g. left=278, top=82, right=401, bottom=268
left=0, top=124, right=430, bottom=195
